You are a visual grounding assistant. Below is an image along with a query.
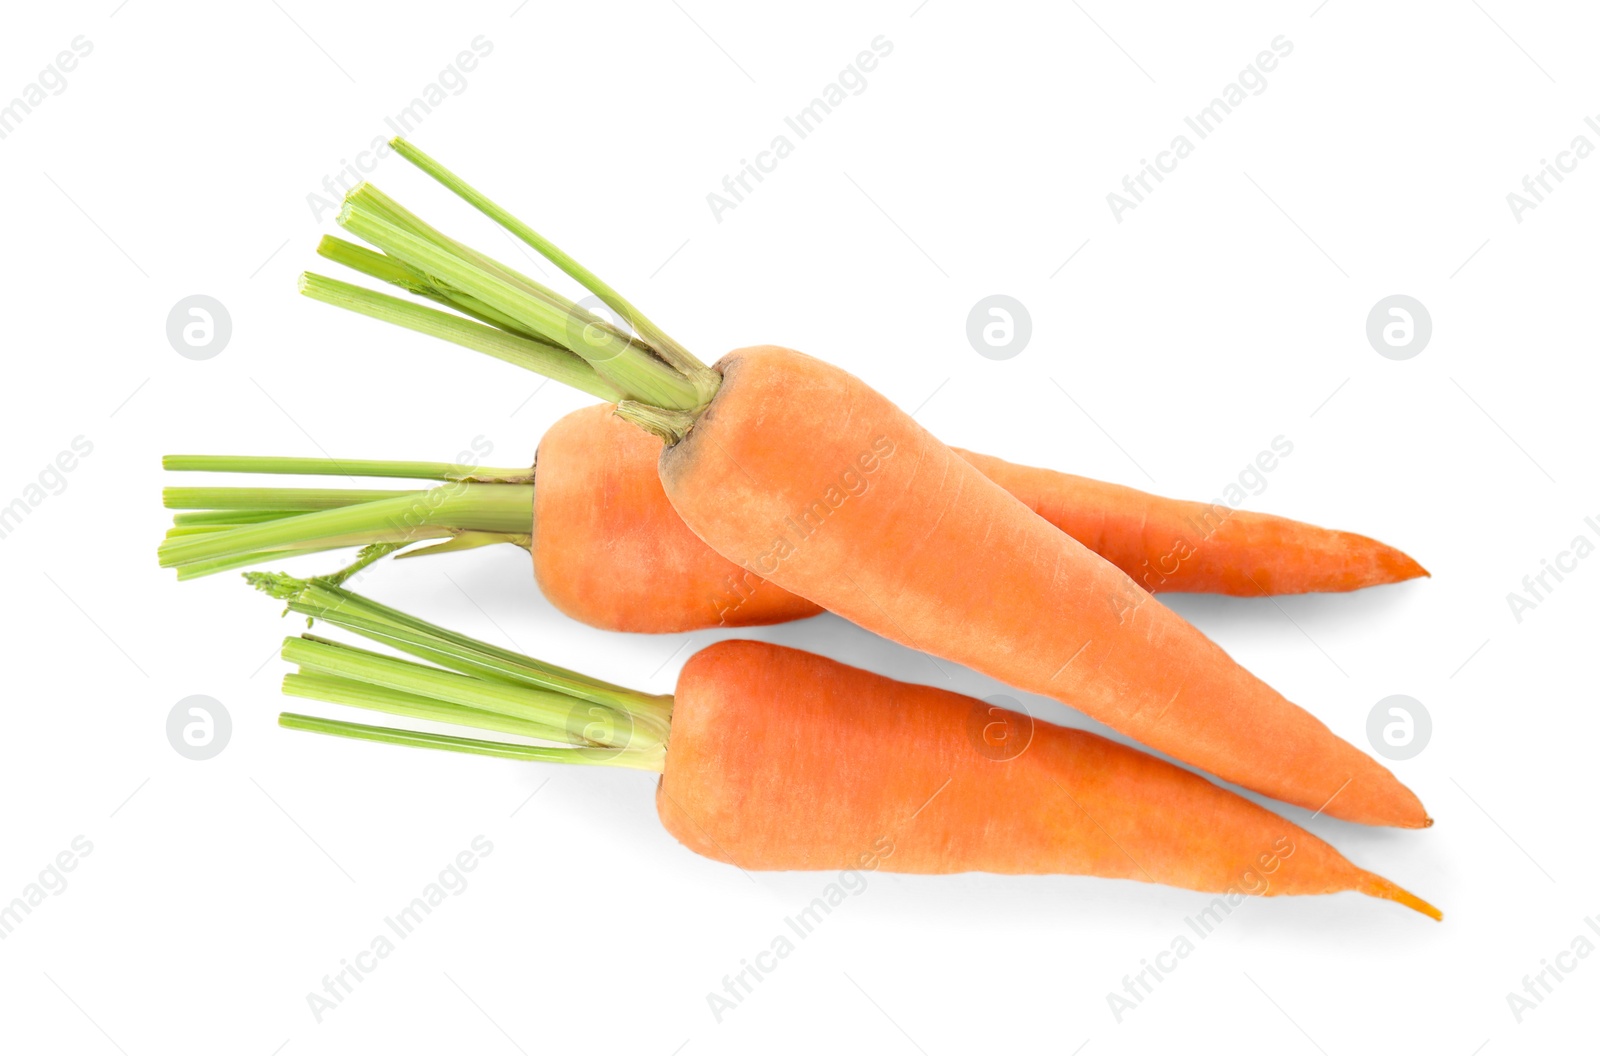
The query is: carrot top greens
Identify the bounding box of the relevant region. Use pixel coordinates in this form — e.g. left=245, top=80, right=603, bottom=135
left=254, top=558, right=672, bottom=771
left=299, top=138, right=719, bottom=440
left=157, top=463, right=535, bottom=580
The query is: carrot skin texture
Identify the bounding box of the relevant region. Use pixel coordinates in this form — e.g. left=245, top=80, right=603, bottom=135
left=657, top=347, right=1427, bottom=829
left=951, top=447, right=1428, bottom=596
left=530, top=406, right=1425, bottom=632
left=532, top=405, right=822, bottom=632
left=658, top=641, right=1435, bottom=914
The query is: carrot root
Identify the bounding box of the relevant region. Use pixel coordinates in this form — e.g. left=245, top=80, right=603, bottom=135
left=1358, top=872, right=1443, bottom=921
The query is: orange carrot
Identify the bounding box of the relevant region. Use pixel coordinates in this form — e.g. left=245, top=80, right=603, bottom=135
left=663, top=641, right=1432, bottom=915
left=658, top=347, right=1430, bottom=829
left=287, top=142, right=1432, bottom=828
left=951, top=447, right=1428, bottom=596
left=531, top=403, right=1425, bottom=631
left=260, top=579, right=1438, bottom=917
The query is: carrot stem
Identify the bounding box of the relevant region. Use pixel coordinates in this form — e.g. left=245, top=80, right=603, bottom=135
left=177, top=550, right=346, bottom=580
left=251, top=572, right=671, bottom=719
left=156, top=484, right=531, bottom=572
left=340, top=182, right=624, bottom=347
left=284, top=671, right=556, bottom=741
left=170, top=509, right=306, bottom=527
left=254, top=567, right=671, bottom=768
left=278, top=712, right=659, bottom=769
left=160, top=459, right=540, bottom=578
left=283, top=635, right=592, bottom=741
left=296, top=141, right=720, bottom=438
left=391, top=532, right=516, bottom=558
left=390, top=136, right=721, bottom=405
left=315, top=234, right=553, bottom=341
left=336, top=203, right=699, bottom=411
left=163, top=454, right=534, bottom=483
left=612, top=401, right=700, bottom=445
left=297, top=273, right=622, bottom=403
left=164, top=486, right=416, bottom=511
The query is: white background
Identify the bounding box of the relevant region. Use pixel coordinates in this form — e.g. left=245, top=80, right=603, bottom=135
left=1, top=1, right=1594, bottom=1052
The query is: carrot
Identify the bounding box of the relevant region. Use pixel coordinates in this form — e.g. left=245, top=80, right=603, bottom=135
left=536, top=407, right=1426, bottom=626
left=950, top=446, right=1428, bottom=596
left=160, top=400, right=1426, bottom=630
left=255, top=572, right=1438, bottom=917
left=278, top=139, right=1430, bottom=828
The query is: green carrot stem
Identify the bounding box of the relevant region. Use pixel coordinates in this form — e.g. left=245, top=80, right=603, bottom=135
left=302, top=618, right=530, bottom=689
left=298, top=144, right=718, bottom=440
left=336, top=204, right=699, bottom=411
left=390, top=137, right=720, bottom=404
left=259, top=574, right=673, bottom=769
left=165, top=524, right=241, bottom=539
left=164, top=454, right=534, bottom=484
left=164, top=487, right=417, bottom=511
left=170, top=530, right=478, bottom=579
left=258, top=577, right=668, bottom=718
left=171, top=536, right=449, bottom=581
left=313, top=234, right=419, bottom=290
left=157, top=484, right=531, bottom=569
left=171, top=509, right=305, bottom=526
left=176, top=550, right=339, bottom=580
left=278, top=712, right=661, bottom=770
left=298, top=273, right=622, bottom=403
left=332, top=205, right=588, bottom=355
left=613, top=402, right=700, bottom=445
left=340, top=183, right=627, bottom=347
left=316, top=234, right=553, bottom=341
left=317, top=541, right=406, bottom=586
left=283, top=671, right=557, bottom=742
left=283, top=635, right=590, bottom=739
left=284, top=633, right=671, bottom=762
left=318, top=229, right=639, bottom=354
left=392, top=532, right=523, bottom=557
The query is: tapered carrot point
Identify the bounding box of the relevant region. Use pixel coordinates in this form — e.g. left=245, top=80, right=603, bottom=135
left=1375, top=542, right=1430, bottom=584
left=1359, top=872, right=1443, bottom=921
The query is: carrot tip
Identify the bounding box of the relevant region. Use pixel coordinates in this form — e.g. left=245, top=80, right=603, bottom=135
left=1361, top=873, right=1442, bottom=921
left=1384, top=548, right=1430, bottom=583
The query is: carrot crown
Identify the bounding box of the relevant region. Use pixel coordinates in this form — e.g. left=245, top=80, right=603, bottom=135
left=300, top=138, right=719, bottom=441
left=249, top=558, right=673, bottom=771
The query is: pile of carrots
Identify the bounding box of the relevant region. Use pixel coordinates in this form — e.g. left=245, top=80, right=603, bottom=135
left=163, top=139, right=1439, bottom=919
